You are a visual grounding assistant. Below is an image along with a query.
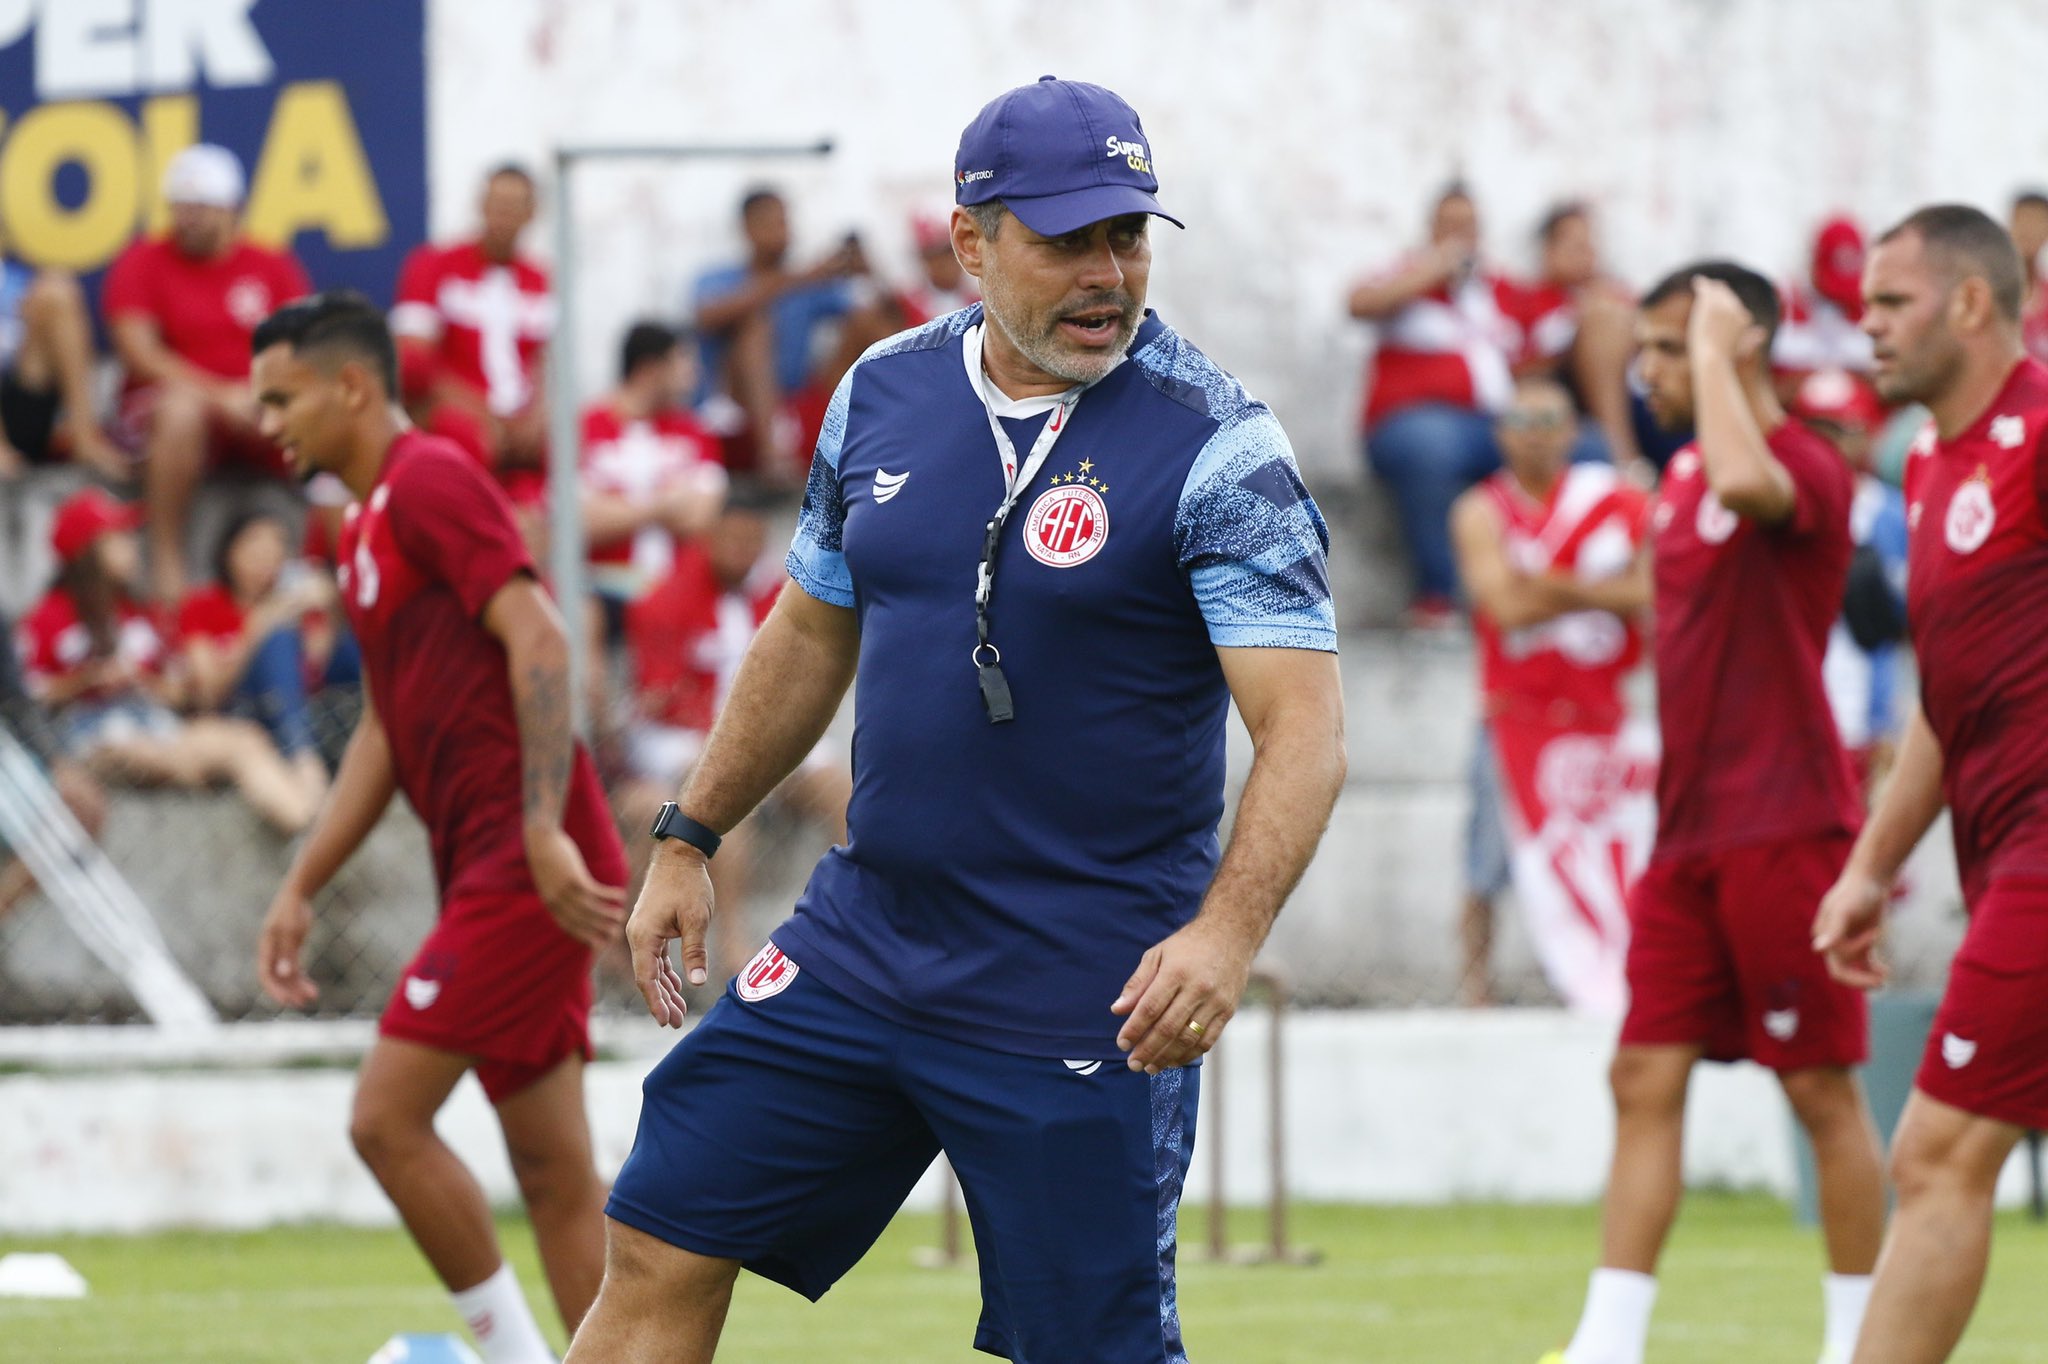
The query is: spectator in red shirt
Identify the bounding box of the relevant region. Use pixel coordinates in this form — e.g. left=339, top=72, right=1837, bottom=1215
left=1503, top=202, right=1649, bottom=477
left=895, top=211, right=980, bottom=327
left=615, top=492, right=849, bottom=978
left=0, top=255, right=124, bottom=481
left=1349, top=183, right=1519, bottom=625
left=177, top=511, right=350, bottom=809
left=17, top=489, right=321, bottom=835
left=103, top=144, right=312, bottom=604
left=2009, top=189, right=2048, bottom=367
left=581, top=322, right=728, bottom=612
left=390, top=164, right=553, bottom=512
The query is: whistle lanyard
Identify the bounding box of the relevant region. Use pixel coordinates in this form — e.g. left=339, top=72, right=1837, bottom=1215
left=963, top=323, right=1089, bottom=724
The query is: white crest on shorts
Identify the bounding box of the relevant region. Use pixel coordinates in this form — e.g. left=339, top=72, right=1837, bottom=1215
left=1695, top=491, right=1739, bottom=545
left=1945, top=477, right=1995, bottom=555
left=737, top=944, right=799, bottom=1002
left=1762, top=1008, right=1800, bottom=1041
left=873, top=468, right=910, bottom=504
left=1941, top=1032, right=1978, bottom=1068
left=403, top=976, right=441, bottom=1010
left=1062, top=1059, right=1103, bottom=1076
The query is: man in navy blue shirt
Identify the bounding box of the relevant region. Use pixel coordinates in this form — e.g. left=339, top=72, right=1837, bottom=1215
left=571, top=77, right=1345, bottom=1364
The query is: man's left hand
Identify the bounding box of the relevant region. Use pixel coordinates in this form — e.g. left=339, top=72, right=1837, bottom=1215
left=1110, top=917, right=1256, bottom=1073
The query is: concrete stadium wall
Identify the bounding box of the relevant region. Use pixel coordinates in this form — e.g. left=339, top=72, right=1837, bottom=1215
left=2, top=1008, right=2040, bottom=1235
left=424, top=0, right=2048, bottom=485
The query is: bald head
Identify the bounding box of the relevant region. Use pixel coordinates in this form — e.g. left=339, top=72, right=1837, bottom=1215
left=1877, top=204, right=2025, bottom=324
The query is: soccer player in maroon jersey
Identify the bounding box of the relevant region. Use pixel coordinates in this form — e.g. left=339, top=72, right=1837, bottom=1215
left=1815, top=205, right=2048, bottom=1364
left=1544, top=264, right=1886, bottom=1364
left=248, top=292, right=628, bottom=1364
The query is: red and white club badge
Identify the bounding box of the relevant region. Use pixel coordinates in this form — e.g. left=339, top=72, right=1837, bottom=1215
left=1945, top=477, right=1995, bottom=555
left=1023, top=483, right=1109, bottom=568
left=737, top=944, right=799, bottom=1002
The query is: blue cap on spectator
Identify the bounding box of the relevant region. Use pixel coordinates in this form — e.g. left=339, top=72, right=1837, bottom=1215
left=954, top=76, right=1183, bottom=237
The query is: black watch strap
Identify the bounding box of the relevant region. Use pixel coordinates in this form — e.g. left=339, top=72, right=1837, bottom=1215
left=650, top=801, right=721, bottom=859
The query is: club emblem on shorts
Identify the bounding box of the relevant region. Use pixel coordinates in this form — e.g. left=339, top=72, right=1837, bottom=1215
left=403, top=976, right=442, bottom=1010
left=1945, top=472, right=1995, bottom=556
left=1695, top=491, right=1738, bottom=545
left=737, top=944, right=799, bottom=1002
left=1762, top=1007, right=1800, bottom=1041
left=1062, top=1059, right=1104, bottom=1076
left=1941, top=1032, right=1978, bottom=1069
left=1023, top=471, right=1109, bottom=568
left=873, top=468, right=910, bottom=504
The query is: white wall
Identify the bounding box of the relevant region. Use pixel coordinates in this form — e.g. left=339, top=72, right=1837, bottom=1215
left=4, top=1009, right=2039, bottom=1235
left=425, top=0, right=2048, bottom=477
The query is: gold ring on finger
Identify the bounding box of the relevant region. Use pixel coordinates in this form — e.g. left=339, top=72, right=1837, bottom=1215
left=1186, top=1019, right=1205, bottom=1036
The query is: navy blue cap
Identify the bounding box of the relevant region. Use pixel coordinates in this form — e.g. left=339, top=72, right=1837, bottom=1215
left=954, top=76, right=1183, bottom=236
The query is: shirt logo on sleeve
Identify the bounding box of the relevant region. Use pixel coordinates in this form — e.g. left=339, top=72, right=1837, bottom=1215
left=1944, top=470, right=1995, bottom=556
left=873, top=468, right=910, bottom=504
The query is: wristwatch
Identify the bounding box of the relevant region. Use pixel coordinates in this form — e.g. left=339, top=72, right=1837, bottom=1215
left=650, top=801, right=721, bottom=859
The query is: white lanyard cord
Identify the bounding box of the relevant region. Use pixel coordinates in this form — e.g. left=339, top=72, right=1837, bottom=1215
left=963, top=323, right=1091, bottom=722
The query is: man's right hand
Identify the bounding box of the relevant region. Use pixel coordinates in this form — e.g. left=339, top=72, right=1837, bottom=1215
left=627, top=844, right=715, bottom=1028
left=257, top=887, right=319, bottom=1008
left=1813, top=868, right=1891, bottom=990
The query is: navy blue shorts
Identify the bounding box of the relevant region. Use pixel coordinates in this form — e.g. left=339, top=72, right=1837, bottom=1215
left=607, top=949, right=1199, bottom=1362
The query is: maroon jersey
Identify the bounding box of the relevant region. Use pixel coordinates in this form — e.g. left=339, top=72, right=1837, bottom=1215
left=1648, top=420, right=1860, bottom=858
left=337, top=431, right=625, bottom=902
left=1903, top=358, right=2048, bottom=903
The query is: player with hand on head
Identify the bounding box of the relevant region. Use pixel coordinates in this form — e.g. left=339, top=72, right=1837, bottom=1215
left=1813, top=204, right=2048, bottom=1364
left=567, top=76, right=1344, bottom=1363
left=248, top=291, right=628, bottom=1364
left=1544, top=262, right=1885, bottom=1364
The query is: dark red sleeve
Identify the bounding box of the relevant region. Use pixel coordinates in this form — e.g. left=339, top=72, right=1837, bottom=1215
left=2031, top=420, right=2048, bottom=525
left=1773, top=423, right=1853, bottom=540
left=393, top=245, right=438, bottom=309
left=101, top=242, right=155, bottom=323
left=386, top=449, right=536, bottom=619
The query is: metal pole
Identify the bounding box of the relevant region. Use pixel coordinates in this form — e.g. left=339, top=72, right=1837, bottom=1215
left=1266, top=973, right=1289, bottom=1262
left=547, top=147, right=587, bottom=734
left=1207, top=1028, right=1227, bottom=1261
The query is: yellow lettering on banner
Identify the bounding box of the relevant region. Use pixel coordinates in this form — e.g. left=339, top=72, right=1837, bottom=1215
left=244, top=81, right=388, bottom=249
left=140, top=94, right=202, bottom=235
left=0, top=102, right=139, bottom=270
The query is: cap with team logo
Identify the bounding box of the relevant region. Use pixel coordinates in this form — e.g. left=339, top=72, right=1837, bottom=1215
left=954, top=76, right=1183, bottom=237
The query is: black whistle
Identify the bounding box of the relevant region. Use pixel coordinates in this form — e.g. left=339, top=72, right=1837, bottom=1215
left=978, top=660, right=1015, bottom=724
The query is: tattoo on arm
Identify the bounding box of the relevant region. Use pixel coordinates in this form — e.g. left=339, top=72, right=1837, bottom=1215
left=515, top=655, right=572, bottom=828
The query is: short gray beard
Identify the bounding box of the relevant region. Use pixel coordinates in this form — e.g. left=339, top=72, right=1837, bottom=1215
left=979, top=260, right=1137, bottom=386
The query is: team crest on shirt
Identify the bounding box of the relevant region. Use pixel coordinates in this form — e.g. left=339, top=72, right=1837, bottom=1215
left=1694, top=491, right=1739, bottom=545
left=737, top=943, right=800, bottom=1002
left=226, top=277, right=273, bottom=329
left=1024, top=461, right=1110, bottom=568
left=1944, top=469, right=1995, bottom=555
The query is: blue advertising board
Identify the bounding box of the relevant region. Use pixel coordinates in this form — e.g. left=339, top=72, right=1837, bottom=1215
left=0, top=0, right=427, bottom=305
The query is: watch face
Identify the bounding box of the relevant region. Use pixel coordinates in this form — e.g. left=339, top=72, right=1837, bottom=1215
left=650, top=802, right=677, bottom=838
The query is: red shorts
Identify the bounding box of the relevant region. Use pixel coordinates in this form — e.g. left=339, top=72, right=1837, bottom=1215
left=378, top=893, right=594, bottom=1103
left=1917, top=877, right=2048, bottom=1129
left=118, top=385, right=288, bottom=474
left=1621, top=833, right=1867, bottom=1070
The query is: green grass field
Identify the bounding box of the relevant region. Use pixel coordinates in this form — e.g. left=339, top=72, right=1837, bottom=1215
left=5, top=1196, right=2048, bottom=1362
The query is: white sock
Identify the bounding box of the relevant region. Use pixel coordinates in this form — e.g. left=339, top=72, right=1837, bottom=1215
left=1822, top=1273, right=1874, bottom=1361
left=1563, top=1267, right=1658, bottom=1364
left=450, top=1262, right=556, bottom=1364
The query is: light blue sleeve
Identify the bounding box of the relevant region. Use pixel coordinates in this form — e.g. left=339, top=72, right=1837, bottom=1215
left=785, top=366, right=857, bottom=607
left=1174, top=407, right=1337, bottom=651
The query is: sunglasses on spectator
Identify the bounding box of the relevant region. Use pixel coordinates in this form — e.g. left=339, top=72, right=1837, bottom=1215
left=1499, top=410, right=1569, bottom=431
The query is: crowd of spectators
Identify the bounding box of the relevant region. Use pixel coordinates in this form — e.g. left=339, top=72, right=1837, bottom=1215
left=0, top=143, right=979, bottom=933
